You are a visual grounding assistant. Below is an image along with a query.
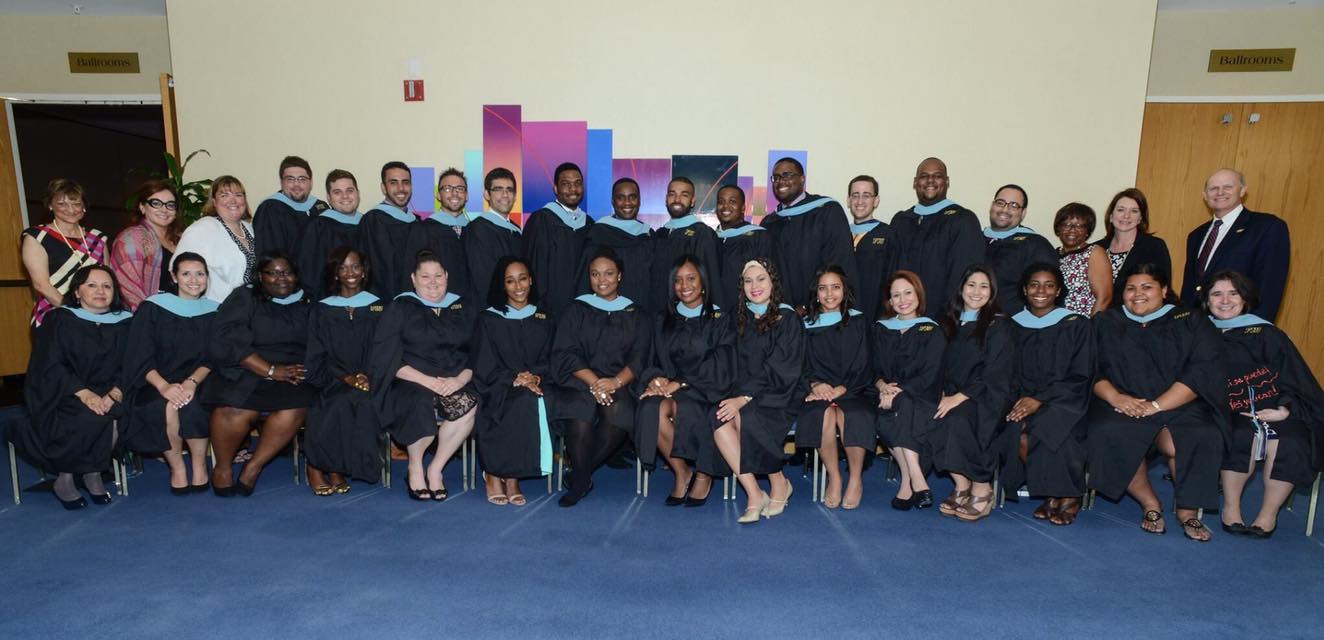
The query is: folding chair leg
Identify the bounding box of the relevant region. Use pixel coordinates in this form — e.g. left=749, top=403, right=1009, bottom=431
left=556, top=437, right=565, bottom=492
left=642, top=469, right=650, bottom=498
left=292, top=435, right=301, bottom=485
left=469, top=437, right=478, bottom=491
left=811, top=449, right=821, bottom=503
left=994, top=467, right=1004, bottom=508
left=9, top=442, right=19, bottom=505
left=1307, top=473, right=1320, bottom=537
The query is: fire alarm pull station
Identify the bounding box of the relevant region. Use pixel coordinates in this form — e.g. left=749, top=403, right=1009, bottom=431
left=404, top=79, right=424, bottom=102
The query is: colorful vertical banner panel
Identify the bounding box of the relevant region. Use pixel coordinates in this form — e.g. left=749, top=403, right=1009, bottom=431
left=737, top=176, right=754, bottom=220
left=463, top=150, right=484, bottom=214
left=482, top=105, right=523, bottom=214
left=409, top=165, right=435, bottom=218
left=612, top=158, right=672, bottom=221
left=521, top=121, right=587, bottom=214
left=672, top=155, right=738, bottom=215
left=585, top=129, right=613, bottom=219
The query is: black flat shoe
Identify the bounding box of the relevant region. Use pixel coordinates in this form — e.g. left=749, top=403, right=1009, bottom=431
left=56, top=494, right=87, bottom=510
left=171, top=486, right=191, bottom=496
left=913, top=489, right=934, bottom=509
left=235, top=480, right=256, bottom=497
left=558, top=482, right=593, bottom=508
left=1247, top=524, right=1276, bottom=539
left=190, top=482, right=210, bottom=494
left=212, top=484, right=236, bottom=498
left=891, top=496, right=914, bottom=511
left=89, top=492, right=113, bottom=505
left=1221, top=521, right=1249, bottom=535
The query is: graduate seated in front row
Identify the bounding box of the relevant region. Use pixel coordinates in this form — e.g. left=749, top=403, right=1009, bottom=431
left=16, top=265, right=132, bottom=509
left=1202, top=269, right=1324, bottom=539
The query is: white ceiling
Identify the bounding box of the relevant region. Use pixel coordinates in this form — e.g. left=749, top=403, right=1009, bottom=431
left=1159, top=0, right=1324, bottom=9
left=0, top=0, right=165, bottom=15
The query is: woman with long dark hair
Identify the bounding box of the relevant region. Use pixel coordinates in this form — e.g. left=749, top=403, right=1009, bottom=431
left=112, top=178, right=184, bottom=310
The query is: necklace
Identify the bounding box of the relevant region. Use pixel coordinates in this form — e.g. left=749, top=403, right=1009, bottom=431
left=52, top=219, right=85, bottom=250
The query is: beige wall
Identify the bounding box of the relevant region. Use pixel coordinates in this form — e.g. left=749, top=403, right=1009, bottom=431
left=0, top=15, right=171, bottom=96
left=1148, top=8, right=1324, bottom=97
left=167, top=0, right=1158, bottom=235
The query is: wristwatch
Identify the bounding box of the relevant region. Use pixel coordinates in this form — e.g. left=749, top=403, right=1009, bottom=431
left=266, top=364, right=276, bottom=380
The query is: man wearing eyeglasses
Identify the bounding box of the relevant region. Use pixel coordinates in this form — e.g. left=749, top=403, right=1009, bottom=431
left=254, top=156, right=329, bottom=281
left=761, top=156, right=855, bottom=310
left=406, top=167, right=472, bottom=297
left=650, top=176, right=721, bottom=313
left=983, top=184, right=1057, bottom=312
left=891, top=157, right=984, bottom=304
left=846, top=175, right=898, bottom=321
left=465, top=167, right=523, bottom=298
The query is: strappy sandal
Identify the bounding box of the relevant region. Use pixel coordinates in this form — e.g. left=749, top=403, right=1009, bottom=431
left=312, top=484, right=334, bottom=497
left=765, top=484, right=794, bottom=518
left=954, top=492, right=995, bottom=522
left=1049, top=499, right=1081, bottom=526
left=1140, top=509, right=1166, bottom=535
left=487, top=492, right=509, bottom=506
left=1182, top=518, right=1212, bottom=542
left=508, top=493, right=527, bottom=506
left=333, top=481, right=351, bottom=494
left=939, top=489, right=971, bottom=517
left=1033, top=498, right=1061, bottom=520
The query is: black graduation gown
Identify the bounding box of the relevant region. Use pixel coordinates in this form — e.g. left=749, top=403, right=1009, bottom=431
left=577, top=222, right=654, bottom=313
left=872, top=321, right=946, bottom=460
left=762, top=195, right=857, bottom=309
left=369, top=295, right=477, bottom=446
left=524, top=208, right=592, bottom=316
left=1218, top=323, right=1324, bottom=486
left=297, top=215, right=361, bottom=297
left=406, top=217, right=471, bottom=299
left=933, top=318, right=1015, bottom=483
left=360, top=208, right=415, bottom=300
left=472, top=308, right=558, bottom=479
left=120, top=299, right=217, bottom=451
left=716, top=227, right=774, bottom=311
left=1087, top=308, right=1226, bottom=509
left=794, top=312, right=876, bottom=449
left=998, top=313, right=1095, bottom=497
left=891, top=203, right=985, bottom=304
left=852, top=222, right=900, bottom=321
left=15, top=308, right=130, bottom=474
left=734, top=307, right=805, bottom=474
left=464, top=216, right=523, bottom=298
left=986, top=231, right=1060, bottom=313
left=649, top=222, right=722, bottom=313
left=635, top=310, right=737, bottom=475
left=304, top=298, right=385, bottom=480
left=199, top=289, right=317, bottom=411
left=549, top=298, right=650, bottom=429
left=253, top=197, right=328, bottom=263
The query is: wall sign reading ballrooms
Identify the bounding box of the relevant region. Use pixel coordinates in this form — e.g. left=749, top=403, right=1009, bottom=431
left=1207, top=48, right=1295, bottom=73
left=67, top=52, right=140, bottom=74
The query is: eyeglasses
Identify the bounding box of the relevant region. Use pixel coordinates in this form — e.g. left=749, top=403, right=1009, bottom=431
left=771, top=172, right=802, bottom=182
left=848, top=193, right=876, bottom=200
left=487, top=186, right=515, bottom=195
left=282, top=175, right=311, bottom=184
left=261, top=269, right=294, bottom=278
left=992, top=199, right=1024, bottom=211
left=1057, top=221, right=1088, bottom=230
left=146, top=198, right=178, bottom=211
left=439, top=185, right=467, bottom=194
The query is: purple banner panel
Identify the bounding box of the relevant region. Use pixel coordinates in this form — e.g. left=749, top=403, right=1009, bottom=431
left=483, top=105, right=523, bottom=216
left=521, top=121, right=587, bottom=214
left=737, top=176, right=754, bottom=220
left=409, top=165, right=435, bottom=218
left=612, top=158, right=671, bottom=217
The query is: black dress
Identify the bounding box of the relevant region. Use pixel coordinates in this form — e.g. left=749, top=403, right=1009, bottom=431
left=933, top=317, right=1015, bottom=483
left=200, top=288, right=317, bottom=411
left=635, top=306, right=736, bottom=476
left=549, top=295, right=650, bottom=429
left=850, top=221, right=899, bottom=322
left=370, top=293, right=477, bottom=446
left=1087, top=306, right=1226, bottom=509
left=890, top=202, right=985, bottom=309
left=15, top=307, right=131, bottom=474
left=120, top=295, right=219, bottom=452
left=762, top=196, right=857, bottom=309
left=1216, top=318, right=1324, bottom=487
left=649, top=219, right=721, bottom=313
left=305, top=292, right=385, bottom=480
left=734, top=305, right=805, bottom=474
left=577, top=217, right=654, bottom=312
left=406, top=215, right=471, bottom=298
left=472, top=305, right=557, bottom=479
left=794, top=310, right=875, bottom=449
left=998, top=309, right=1095, bottom=497
left=297, top=212, right=361, bottom=297
left=464, top=213, right=523, bottom=298
left=716, top=225, right=774, bottom=311
left=872, top=318, right=946, bottom=461
left=524, top=204, right=592, bottom=316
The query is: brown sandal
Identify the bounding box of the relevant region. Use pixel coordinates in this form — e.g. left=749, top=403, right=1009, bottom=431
left=1140, top=509, right=1166, bottom=535
left=1182, top=518, right=1212, bottom=542
left=938, top=489, right=971, bottom=517
left=1049, top=498, right=1081, bottom=526
left=1033, top=498, right=1061, bottom=520
left=954, top=492, right=995, bottom=522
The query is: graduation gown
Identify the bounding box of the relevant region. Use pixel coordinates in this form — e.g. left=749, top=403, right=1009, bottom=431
left=649, top=218, right=721, bottom=313
left=199, top=288, right=317, bottom=411
left=550, top=295, right=650, bottom=429
left=253, top=195, right=328, bottom=263
left=369, top=293, right=477, bottom=446
left=464, top=213, right=523, bottom=299
left=891, top=202, right=985, bottom=304
left=296, top=212, right=362, bottom=297
left=735, top=305, right=805, bottom=474
left=304, top=293, right=385, bottom=480
left=794, top=310, right=876, bottom=449
left=472, top=306, right=558, bottom=479
left=872, top=318, right=946, bottom=460
left=577, top=217, right=654, bottom=313
left=524, top=204, right=592, bottom=316
left=985, top=228, right=1060, bottom=313
left=762, top=195, right=857, bottom=309
left=716, top=224, right=774, bottom=312
left=360, top=206, right=416, bottom=300
left=998, top=310, right=1095, bottom=497
left=1087, top=307, right=1226, bottom=509
left=635, top=307, right=737, bottom=475
left=851, top=220, right=899, bottom=321
left=406, top=215, right=471, bottom=298
left=120, top=295, right=218, bottom=452
left=1217, top=319, right=1324, bottom=486
left=933, top=317, right=1015, bottom=483
left=15, top=307, right=131, bottom=474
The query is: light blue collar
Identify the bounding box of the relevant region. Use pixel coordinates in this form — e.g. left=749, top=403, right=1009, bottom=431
left=487, top=304, right=538, bottom=320
left=959, top=309, right=979, bottom=323
left=320, top=291, right=379, bottom=307
left=850, top=220, right=880, bottom=235
left=476, top=210, right=520, bottom=234
left=266, top=191, right=319, bottom=213
left=914, top=199, right=955, bottom=216
left=773, top=196, right=834, bottom=218
left=430, top=211, right=471, bottom=228
left=1123, top=303, right=1175, bottom=324
left=145, top=293, right=218, bottom=317
left=544, top=201, right=587, bottom=230
left=68, top=307, right=133, bottom=324
left=1012, top=307, right=1073, bottom=328
left=373, top=202, right=414, bottom=223
left=1210, top=314, right=1271, bottom=330
left=746, top=301, right=794, bottom=317
left=595, top=215, right=651, bottom=237
left=676, top=301, right=713, bottom=318
left=983, top=225, right=1035, bottom=240
left=805, top=309, right=861, bottom=328
left=575, top=293, right=632, bottom=312
left=272, top=290, right=305, bottom=305
left=879, top=316, right=937, bottom=331
left=396, top=291, right=460, bottom=309
left=663, top=214, right=702, bottom=230
left=319, top=210, right=361, bottom=225
left=717, top=223, right=763, bottom=239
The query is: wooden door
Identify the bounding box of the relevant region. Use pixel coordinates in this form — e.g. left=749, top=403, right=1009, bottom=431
left=0, top=99, right=33, bottom=376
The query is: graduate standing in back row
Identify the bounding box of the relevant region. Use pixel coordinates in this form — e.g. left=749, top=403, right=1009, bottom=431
left=525, top=162, right=593, bottom=316
left=649, top=177, right=720, bottom=314
left=253, top=156, right=328, bottom=279
left=297, top=169, right=363, bottom=296
left=762, top=157, right=856, bottom=311
left=465, top=167, right=523, bottom=298
left=891, top=157, right=985, bottom=305
left=578, top=178, right=654, bottom=311
left=846, top=175, right=898, bottom=321
left=714, top=185, right=772, bottom=311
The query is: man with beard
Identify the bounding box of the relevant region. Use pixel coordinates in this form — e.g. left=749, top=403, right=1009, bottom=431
left=578, top=177, right=654, bottom=311
left=846, top=175, right=898, bottom=321
left=714, top=184, right=772, bottom=310
left=523, top=162, right=593, bottom=315
left=649, top=176, right=720, bottom=312
left=360, top=161, right=418, bottom=299
left=761, top=157, right=855, bottom=311
left=465, top=167, right=523, bottom=297
left=254, top=155, right=328, bottom=280
left=891, top=157, right=984, bottom=302
left=407, top=167, right=471, bottom=297
left=983, top=184, right=1057, bottom=312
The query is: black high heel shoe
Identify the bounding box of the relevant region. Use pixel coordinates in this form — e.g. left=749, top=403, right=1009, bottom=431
left=89, top=492, right=113, bottom=505
left=212, top=483, right=236, bottom=498
left=913, top=489, right=934, bottom=509
left=558, top=481, right=594, bottom=507
left=235, top=480, right=256, bottom=497
left=891, top=495, right=914, bottom=511
left=56, top=493, right=87, bottom=510
left=171, top=486, right=191, bottom=497
left=665, top=473, right=695, bottom=507
left=405, top=478, right=433, bottom=501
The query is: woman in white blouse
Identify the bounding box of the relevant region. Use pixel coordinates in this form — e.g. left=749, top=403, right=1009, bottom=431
left=173, top=176, right=257, bottom=303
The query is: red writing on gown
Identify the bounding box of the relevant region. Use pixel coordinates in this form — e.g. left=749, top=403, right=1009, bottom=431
left=1226, top=366, right=1280, bottom=411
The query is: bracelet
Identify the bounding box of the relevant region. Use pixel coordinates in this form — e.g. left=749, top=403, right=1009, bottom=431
left=1150, top=400, right=1161, bottom=411
left=613, top=377, right=623, bottom=387
left=185, top=377, right=199, bottom=386
left=266, top=364, right=276, bottom=380
left=742, top=395, right=753, bottom=403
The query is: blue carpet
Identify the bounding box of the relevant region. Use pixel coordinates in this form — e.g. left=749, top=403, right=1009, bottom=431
left=2, top=454, right=1322, bottom=639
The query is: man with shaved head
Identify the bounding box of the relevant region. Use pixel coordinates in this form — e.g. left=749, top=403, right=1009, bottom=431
left=890, top=157, right=985, bottom=303
left=1180, top=168, right=1290, bottom=319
